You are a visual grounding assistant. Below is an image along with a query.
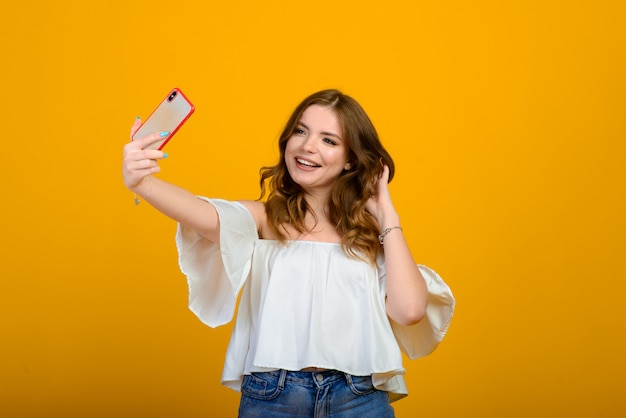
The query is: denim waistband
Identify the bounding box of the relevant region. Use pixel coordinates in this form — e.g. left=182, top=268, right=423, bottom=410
left=253, top=369, right=362, bottom=388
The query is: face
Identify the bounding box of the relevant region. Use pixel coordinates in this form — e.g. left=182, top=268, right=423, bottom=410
left=284, top=105, right=351, bottom=197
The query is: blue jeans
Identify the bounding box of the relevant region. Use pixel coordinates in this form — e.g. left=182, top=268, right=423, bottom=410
left=238, top=369, right=395, bottom=418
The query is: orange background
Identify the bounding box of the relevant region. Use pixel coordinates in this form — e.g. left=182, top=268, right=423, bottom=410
left=1, top=1, right=625, bottom=417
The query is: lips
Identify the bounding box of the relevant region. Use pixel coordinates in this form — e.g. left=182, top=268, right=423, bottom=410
left=296, top=158, right=320, bottom=168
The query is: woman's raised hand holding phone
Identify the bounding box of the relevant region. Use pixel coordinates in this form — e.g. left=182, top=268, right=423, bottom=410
left=122, top=117, right=169, bottom=197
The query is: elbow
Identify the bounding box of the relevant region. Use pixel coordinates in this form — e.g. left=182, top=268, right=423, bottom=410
left=391, top=302, right=427, bottom=326
left=401, top=307, right=427, bottom=326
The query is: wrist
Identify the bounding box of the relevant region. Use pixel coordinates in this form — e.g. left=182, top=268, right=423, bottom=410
left=133, top=176, right=152, bottom=206
left=378, top=211, right=400, bottom=230
left=378, top=226, right=403, bottom=244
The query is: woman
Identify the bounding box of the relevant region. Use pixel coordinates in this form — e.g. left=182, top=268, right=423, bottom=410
left=122, top=89, right=454, bottom=417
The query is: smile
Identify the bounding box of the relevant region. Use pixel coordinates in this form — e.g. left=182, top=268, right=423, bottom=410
left=296, top=158, right=320, bottom=168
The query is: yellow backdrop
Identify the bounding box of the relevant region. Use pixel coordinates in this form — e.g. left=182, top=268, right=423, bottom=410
left=1, top=0, right=624, bottom=417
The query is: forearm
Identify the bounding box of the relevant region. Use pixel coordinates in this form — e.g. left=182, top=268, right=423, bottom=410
left=123, top=125, right=220, bottom=242
left=379, top=212, right=428, bottom=326
left=133, top=176, right=219, bottom=242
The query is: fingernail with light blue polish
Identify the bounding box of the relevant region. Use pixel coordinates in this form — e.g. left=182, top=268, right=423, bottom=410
left=163, top=153, right=169, bottom=159
left=160, top=131, right=169, bottom=137
left=136, top=115, right=141, bottom=120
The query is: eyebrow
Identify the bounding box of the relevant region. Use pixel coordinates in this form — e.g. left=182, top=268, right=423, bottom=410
left=298, top=122, right=343, bottom=141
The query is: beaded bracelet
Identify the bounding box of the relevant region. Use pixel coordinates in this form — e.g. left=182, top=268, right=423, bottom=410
left=378, top=226, right=402, bottom=244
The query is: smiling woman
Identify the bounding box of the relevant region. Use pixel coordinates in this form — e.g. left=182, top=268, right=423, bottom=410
left=122, top=88, right=455, bottom=417
left=284, top=105, right=350, bottom=198
left=260, top=90, right=398, bottom=263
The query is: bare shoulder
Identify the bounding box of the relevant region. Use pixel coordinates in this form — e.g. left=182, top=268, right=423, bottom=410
left=238, top=200, right=267, bottom=232
left=239, top=199, right=265, bottom=216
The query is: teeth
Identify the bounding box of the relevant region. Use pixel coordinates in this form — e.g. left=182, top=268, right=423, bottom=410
left=297, top=158, right=319, bottom=167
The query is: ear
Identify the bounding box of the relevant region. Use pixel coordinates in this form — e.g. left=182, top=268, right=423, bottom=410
left=344, top=162, right=352, bottom=171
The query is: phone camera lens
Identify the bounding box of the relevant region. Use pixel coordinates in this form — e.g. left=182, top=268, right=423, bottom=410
left=168, top=91, right=177, bottom=102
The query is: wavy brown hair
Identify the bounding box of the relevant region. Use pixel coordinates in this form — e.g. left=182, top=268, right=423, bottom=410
left=259, top=89, right=394, bottom=265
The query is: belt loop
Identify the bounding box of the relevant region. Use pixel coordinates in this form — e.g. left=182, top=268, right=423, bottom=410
left=278, top=369, right=287, bottom=389
left=344, top=372, right=353, bottom=386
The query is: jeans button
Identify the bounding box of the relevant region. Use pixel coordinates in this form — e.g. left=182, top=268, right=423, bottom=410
left=315, top=374, right=323, bottom=382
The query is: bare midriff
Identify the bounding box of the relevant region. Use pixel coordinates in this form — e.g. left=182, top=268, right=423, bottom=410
left=300, top=367, right=329, bottom=372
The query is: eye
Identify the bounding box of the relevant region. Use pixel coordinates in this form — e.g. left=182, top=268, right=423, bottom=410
left=323, top=137, right=337, bottom=145
left=294, top=128, right=305, bottom=135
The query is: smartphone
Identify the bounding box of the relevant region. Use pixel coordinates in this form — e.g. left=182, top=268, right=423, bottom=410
left=132, top=88, right=195, bottom=150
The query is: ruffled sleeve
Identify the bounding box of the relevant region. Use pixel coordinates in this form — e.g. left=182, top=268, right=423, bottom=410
left=175, top=198, right=258, bottom=328
left=387, top=265, right=455, bottom=359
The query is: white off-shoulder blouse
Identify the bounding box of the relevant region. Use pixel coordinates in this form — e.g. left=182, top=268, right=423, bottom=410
left=175, top=198, right=455, bottom=402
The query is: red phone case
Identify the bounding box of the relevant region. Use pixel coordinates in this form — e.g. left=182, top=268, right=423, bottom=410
left=132, top=88, right=195, bottom=150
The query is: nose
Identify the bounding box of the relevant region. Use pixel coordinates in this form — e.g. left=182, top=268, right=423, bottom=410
left=301, top=136, right=316, bottom=153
